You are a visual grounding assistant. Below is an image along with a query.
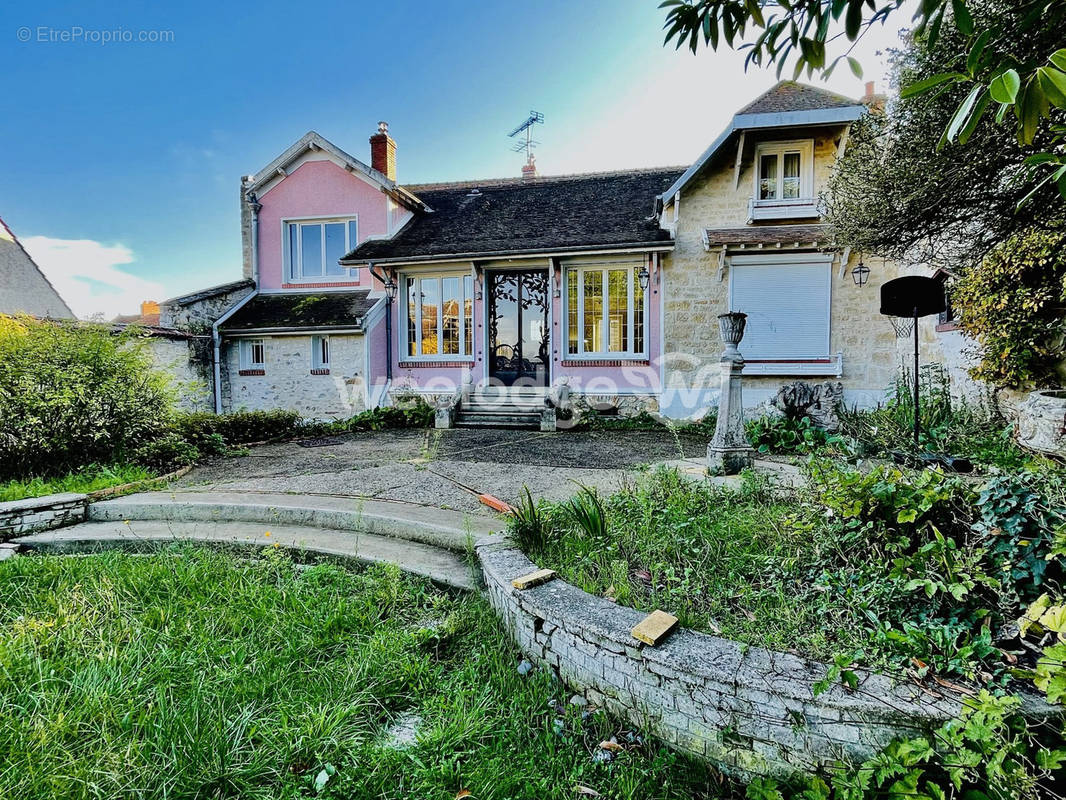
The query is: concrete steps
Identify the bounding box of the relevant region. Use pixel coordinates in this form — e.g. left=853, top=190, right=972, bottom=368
left=456, top=390, right=545, bottom=429
left=12, top=520, right=477, bottom=591
left=87, top=491, right=502, bottom=553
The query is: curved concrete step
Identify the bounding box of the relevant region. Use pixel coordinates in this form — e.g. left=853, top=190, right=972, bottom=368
left=12, top=520, right=477, bottom=591
left=88, top=491, right=502, bottom=553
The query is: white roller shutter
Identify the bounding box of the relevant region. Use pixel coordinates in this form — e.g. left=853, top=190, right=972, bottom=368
left=728, top=253, right=832, bottom=360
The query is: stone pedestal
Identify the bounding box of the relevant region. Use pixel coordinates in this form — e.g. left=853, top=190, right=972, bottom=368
left=707, top=313, right=754, bottom=474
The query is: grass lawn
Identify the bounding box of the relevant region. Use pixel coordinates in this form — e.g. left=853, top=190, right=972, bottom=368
left=520, top=468, right=882, bottom=665
left=0, top=464, right=154, bottom=502
left=0, top=547, right=728, bottom=800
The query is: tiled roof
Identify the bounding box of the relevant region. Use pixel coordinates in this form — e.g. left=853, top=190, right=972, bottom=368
left=219, top=291, right=376, bottom=332
left=345, top=168, right=683, bottom=264
left=738, top=81, right=859, bottom=116
left=704, top=224, right=832, bottom=246
left=164, top=278, right=254, bottom=307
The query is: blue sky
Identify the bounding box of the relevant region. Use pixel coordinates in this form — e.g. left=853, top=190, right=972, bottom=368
left=1, top=0, right=908, bottom=318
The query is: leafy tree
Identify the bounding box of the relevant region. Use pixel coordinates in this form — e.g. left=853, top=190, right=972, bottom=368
left=660, top=0, right=1066, bottom=195
left=953, top=228, right=1066, bottom=389
left=821, top=2, right=1066, bottom=273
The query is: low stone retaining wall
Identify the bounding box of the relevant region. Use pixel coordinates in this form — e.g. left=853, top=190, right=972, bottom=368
left=0, top=493, right=88, bottom=541
left=478, top=541, right=966, bottom=779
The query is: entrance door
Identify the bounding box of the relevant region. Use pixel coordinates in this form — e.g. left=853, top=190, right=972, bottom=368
left=487, top=269, right=549, bottom=387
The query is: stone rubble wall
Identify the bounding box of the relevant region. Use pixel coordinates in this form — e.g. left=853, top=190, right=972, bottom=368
left=478, top=541, right=966, bottom=779
left=159, top=280, right=255, bottom=333
left=223, top=334, right=367, bottom=420
left=144, top=335, right=214, bottom=412
left=0, top=493, right=87, bottom=541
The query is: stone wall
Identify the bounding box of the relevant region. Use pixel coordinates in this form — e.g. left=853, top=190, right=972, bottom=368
left=660, top=129, right=900, bottom=418
left=160, top=280, right=254, bottom=332
left=224, top=333, right=366, bottom=419
left=479, top=541, right=969, bottom=779
left=144, top=335, right=213, bottom=412
left=0, top=493, right=87, bottom=541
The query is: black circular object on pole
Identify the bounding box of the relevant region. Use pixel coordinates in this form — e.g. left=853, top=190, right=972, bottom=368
left=879, top=276, right=945, bottom=318
left=879, top=276, right=945, bottom=448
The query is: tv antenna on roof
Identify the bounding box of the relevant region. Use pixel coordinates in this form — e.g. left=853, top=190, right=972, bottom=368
left=508, top=110, right=544, bottom=165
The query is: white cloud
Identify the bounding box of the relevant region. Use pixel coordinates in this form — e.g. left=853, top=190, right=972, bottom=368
left=20, top=236, right=166, bottom=321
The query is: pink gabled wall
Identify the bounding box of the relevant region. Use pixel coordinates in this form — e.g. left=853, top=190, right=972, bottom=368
left=257, top=159, right=390, bottom=290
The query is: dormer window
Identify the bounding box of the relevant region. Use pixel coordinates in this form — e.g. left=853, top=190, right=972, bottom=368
left=285, top=217, right=358, bottom=281
left=750, top=140, right=817, bottom=221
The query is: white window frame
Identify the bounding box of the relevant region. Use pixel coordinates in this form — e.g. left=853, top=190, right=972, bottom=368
left=401, top=271, right=475, bottom=361
left=753, top=140, right=815, bottom=202
left=238, top=338, right=265, bottom=370
left=311, top=335, right=330, bottom=371
left=282, top=215, right=359, bottom=282
left=563, top=262, right=648, bottom=359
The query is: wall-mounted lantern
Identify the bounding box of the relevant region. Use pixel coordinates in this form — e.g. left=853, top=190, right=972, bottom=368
left=384, top=276, right=398, bottom=301
left=851, top=258, right=870, bottom=287
left=637, top=264, right=650, bottom=292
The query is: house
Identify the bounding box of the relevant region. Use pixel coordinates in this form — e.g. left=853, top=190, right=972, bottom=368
left=0, top=216, right=73, bottom=319
left=168, top=81, right=905, bottom=425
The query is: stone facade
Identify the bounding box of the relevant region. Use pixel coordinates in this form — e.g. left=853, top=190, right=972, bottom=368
left=223, top=333, right=366, bottom=419
left=160, top=280, right=254, bottom=333
left=660, top=130, right=899, bottom=417
left=0, top=493, right=87, bottom=541
left=479, top=542, right=980, bottom=779
left=144, top=335, right=213, bottom=412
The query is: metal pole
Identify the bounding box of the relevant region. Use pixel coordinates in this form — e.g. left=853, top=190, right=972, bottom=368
left=913, top=308, right=920, bottom=447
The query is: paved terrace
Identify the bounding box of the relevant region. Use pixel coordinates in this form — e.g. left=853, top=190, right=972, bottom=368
left=170, top=427, right=710, bottom=514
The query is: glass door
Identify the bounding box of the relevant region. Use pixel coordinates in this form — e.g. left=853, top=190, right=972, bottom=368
left=487, top=269, right=549, bottom=387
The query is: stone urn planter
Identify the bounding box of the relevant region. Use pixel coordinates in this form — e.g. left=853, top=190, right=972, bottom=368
left=1016, top=389, right=1066, bottom=456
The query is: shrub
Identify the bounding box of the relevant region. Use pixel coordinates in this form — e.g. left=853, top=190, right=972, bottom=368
left=174, top=409, right=302, bottom=448
left=0, top=315, right=173, bottom=479
left=746, top=414, right=834, bottom=455
left=133, top=433, right=201, bottom=473
left=954, top=227, right=1066, bottom=389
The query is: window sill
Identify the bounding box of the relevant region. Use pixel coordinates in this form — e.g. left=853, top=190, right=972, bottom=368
left=936, top=321, right=960, bottom=332
left=281, top=279, right=361, bottom=289
left=399, top=360, right=475, bottom=369
left=238, top=369, right=265, bottom=376
left=561, top=359, right=650, bottom=368
left=743, top=355, right=842, bottom=377
left=748, top=198, right=820, bottom=222
left=310, top=368, right=330, bottom=375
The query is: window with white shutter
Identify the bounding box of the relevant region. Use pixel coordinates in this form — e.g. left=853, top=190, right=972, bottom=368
left=728, top=253, right=839, bottom=375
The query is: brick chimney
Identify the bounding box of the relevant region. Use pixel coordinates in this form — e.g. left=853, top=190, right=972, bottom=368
left=521, top=155, right=538, bottom=180
left=139, top=300, right=160, bottom=325
left=861, top=81, right=886, bottom=112
left=369, top=121, right=396, bottom=182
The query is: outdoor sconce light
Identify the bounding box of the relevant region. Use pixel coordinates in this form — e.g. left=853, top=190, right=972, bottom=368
left=852, top=258, right=869, bottom=285
left=383, top=276, right=398, bottom=301
left=851, top=259, right=870, bottom=287
left=637, top=264, right=650, bottom=292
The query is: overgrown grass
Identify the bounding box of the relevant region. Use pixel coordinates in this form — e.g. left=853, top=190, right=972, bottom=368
left=524, top=468, right=870, bottom=662
left=0, top=463, right=153, bottom=502
left=0, top=548, right=728, bottom=800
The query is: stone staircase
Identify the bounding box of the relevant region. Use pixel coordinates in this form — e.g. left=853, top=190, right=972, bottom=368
left=454, top=389, right=547, bottom=430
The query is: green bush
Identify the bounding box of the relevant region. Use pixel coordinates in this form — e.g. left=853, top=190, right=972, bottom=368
left=174, top=409, right=303, bottom=448
left=746, top=414, right=834, bottom=455
left=954, top=227, right=1066, bottom=389
left=133, top=433, right=201, bottom=474
left=0, top=315, right=173, bottom=480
